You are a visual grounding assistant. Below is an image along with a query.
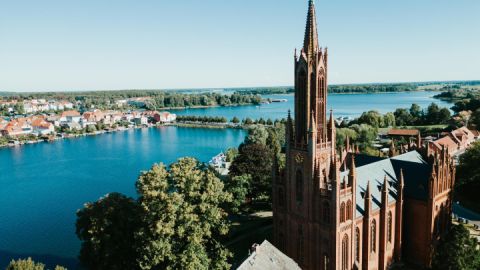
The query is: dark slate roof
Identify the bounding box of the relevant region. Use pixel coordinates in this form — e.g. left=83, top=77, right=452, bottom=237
left=391, top=151, right=431, bottom=201
left=236, top=240, right=301, bottom=270
left=341, top=150, right=431, bottom=219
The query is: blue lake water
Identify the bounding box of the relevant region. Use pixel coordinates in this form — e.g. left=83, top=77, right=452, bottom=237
left=0, top=91, right=451, bottom=268
left=0, top=127, right=246, bottom=268
left=172, top=91, right=451, bottom=120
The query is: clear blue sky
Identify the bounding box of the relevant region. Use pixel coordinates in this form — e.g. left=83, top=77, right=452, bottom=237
left=0, top=0, right=479, bottom=92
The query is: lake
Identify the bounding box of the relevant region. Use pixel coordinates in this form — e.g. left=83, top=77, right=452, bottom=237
left=0, top=91, right=451, bottom=268
left=172, top=91, right=451, bottom=120
left=0, top=127, right=246, bottom=268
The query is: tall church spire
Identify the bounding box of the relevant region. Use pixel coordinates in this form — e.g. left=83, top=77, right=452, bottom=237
left=303, top=0, right=319, bottom=56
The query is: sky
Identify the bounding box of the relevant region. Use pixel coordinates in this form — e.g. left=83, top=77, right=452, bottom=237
left=0, top=0, right=479, bottom=92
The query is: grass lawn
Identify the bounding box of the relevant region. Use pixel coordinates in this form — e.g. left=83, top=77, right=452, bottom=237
left=378, top=124, right=448, bottom=134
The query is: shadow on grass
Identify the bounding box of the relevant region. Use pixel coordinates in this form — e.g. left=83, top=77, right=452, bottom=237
left=225, top=213, right=273, bottom=268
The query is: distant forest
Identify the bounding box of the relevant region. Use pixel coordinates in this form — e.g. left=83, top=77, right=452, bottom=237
left=1, top=80, right=479, bottom=111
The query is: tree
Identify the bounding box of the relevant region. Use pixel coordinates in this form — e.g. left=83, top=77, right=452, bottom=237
left=409, top=103, right=422, bottom=124
left=243, top=117, right=253, bottom=125
left=85, top=124, right=97, bottom=133
left=135, top=158, right=232, bottom=270
left=229, top=144, right=273, bottom=201
left=244, top=125, right=269, bottom=146
left=6, top=258, right=44, bottom=270
left=76, top=193, right=141, bottom=270
left=409, top=103, right=422, bottom=118
left=225, top=147, right=238, bottom=162
left=426, top=102, right=440, bottom=124
left=394, top=108, right=413, bottom=126
left=358, top=110, right=384, bottom=128
left=438, top=108, right=452, bottom=124
left=224, top=174, right=251, bottom=214
left=472, top=108, right=480, bottom=128
left=456, top=141, right=480, bottom=188
left=336, top=128, right=358, bottom=149
left=432, top=224, right=480, bottom=270
left=13, top=103, right=25, bottom=115
left=6, top=258, right=66, bottom=270
left=231, top=116, right=240, bottom=124
left=383, top=112, right=396, bottom=127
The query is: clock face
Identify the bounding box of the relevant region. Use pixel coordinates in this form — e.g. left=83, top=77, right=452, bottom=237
left=295, top=153, right=304, bottom=163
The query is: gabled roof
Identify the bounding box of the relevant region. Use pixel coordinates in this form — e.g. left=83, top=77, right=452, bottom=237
left=342, top=151, right=431, bottom=218
left=387, top=129, right=419, bottom=136
left=237, top=240, right=301, bottom=270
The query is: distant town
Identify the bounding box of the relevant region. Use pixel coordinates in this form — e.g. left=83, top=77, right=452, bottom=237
left=0, top=97, right=178, bottom=147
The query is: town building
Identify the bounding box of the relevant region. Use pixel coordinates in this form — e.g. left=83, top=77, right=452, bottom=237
left=428, top=126, right=477, bottom=157
left=271, top=1, right=455, bottom=269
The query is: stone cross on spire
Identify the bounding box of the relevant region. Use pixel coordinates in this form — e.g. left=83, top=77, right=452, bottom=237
left=303, top=0, right=319, bottom=56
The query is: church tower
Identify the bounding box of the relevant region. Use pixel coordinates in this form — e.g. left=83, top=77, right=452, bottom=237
left=273, top=1, right=342, bottom=269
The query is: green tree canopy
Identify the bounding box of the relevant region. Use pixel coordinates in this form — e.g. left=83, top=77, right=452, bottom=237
left=135, top=158, right=232, bottom=270
left=5, top=258, right=66, bottom=270
left=432, top=224, right=480, bottom=270
left=229, top=143, right=273, bottom=201
left=394, top=108, right=413, bottom=126
left=224, top=174, right=251, bottom=214
left=358, top=110, right=384, bottom=128
left=456, top=141, right=480, bottom=188
left=76, top=193, right=141, bottom=270
left=244, top=125, right=269, bottom=146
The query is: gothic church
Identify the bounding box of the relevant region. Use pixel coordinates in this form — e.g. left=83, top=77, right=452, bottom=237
left=272, top=1, right=455, bottom=269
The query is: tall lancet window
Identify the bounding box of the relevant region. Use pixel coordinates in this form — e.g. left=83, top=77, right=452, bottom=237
left=296, top=170, right=303, bottom=204
left=297, top=69, right=307, bottom=139
left=323, top=201, right=330, bottom=224
left=342, top=235, right=349, bottom=270
left=346, top=200, right=352, bottom=220
left=388, top=211, right=393, bottom=243
left=340, top=202, right=346, bottom=222
left=298, top=225, right=304, bottom=263
left=371, top=220, right=377, bottom=253
left=355, top=227, right=361, bottom=262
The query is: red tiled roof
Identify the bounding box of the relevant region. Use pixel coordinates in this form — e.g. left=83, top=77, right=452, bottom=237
left=61, top=110, right=80, bottom=117
left=387, top=129, right=419, bottom=136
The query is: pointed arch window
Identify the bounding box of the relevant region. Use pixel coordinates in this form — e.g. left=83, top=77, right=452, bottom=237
left=346, top=200, right=352, bottom=220
left=355, top=227, right=361, bottom=262
left=387, top=211, right=393, bottom=243
left=323, top=201, right=330, bottom=224
left=371, top=220, right=377, bottom=253
left=340, top=202, right=346, bottom=222
left=296, top=170, right=303, bottom=204
left=323, top=253, right=330, bottom=270
left=342, top=234, right=349, bottom=270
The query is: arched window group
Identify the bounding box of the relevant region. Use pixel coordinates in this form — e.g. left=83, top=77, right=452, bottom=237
left=387, top=211, right=393, bottom=243
left=342, top=235, right=349, bottom=270
left=296, top=170, right=303, bottom=204
left=340, top=200, right=352, bottom=223
left=370, top=220, right=376, bottom=253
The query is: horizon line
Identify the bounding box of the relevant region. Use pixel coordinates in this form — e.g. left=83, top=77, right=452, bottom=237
left=1, top=79, right=479, bottom=94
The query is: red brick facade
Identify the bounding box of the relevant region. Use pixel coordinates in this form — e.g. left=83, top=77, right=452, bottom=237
left=272, top=1, right=455, bottom=269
